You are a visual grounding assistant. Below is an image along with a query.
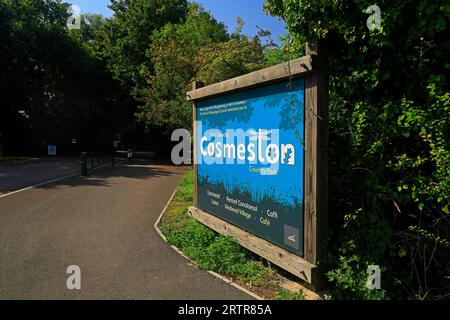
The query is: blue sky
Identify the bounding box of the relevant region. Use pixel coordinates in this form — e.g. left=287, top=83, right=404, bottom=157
left=70, top=0, right=286, bottom=42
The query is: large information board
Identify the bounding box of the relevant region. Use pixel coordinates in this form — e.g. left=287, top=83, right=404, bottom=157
left=195, top=79, right=305, bottom=256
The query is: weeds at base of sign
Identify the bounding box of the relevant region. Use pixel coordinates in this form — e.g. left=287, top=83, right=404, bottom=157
left=275, top=288, right=306, bottom=300
left=157, top=169, right=320, bottom=300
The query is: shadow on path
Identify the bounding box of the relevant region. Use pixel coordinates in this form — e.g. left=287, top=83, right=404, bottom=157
left=34, top=161, right=180, bottom=190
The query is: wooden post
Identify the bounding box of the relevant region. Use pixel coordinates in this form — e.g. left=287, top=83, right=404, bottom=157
left=81, top=152, right=87, bottom=176
left=192, top=81, right=203, bottom=208
left=304, top=39, right=329, bottom=280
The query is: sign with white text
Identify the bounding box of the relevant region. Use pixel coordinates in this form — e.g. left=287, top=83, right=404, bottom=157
left=195, top=79, right=305, bottom=256
left=48, top=145, right=57, bottom=156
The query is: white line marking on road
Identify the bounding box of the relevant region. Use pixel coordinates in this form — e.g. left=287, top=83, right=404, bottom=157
left=0, top=162, right=122, bottom=199
left=0, top=172, right=80, bottom=199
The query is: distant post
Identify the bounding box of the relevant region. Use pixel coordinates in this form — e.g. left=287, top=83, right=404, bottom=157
left=191, top=81, right=203, bottom=208
left=81, top=152, right=87, bottom=176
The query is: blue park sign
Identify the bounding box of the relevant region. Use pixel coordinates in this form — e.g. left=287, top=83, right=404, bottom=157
left=48, top=144, right=57, bottom=156
left=195, top=79, right=305, bottom=256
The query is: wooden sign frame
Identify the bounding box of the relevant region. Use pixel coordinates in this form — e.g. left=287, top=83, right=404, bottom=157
left=186, top=42, right=328, bottom=285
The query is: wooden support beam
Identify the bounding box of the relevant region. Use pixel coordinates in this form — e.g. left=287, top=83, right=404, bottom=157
left=189, top=207, right=318, bottom=283
left=187, top=55, right=315, bottom=101
left=191, top=81, right=203, bottom=208
left=304, top=40, right=329, bottom=270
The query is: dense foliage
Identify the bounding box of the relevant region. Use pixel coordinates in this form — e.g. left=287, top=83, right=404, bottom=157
left=0, top=0, right=135, bottom=155
left=136, top=3, right=269, bottom=132
left=103, top=0, right=188, bottom=96
left=265, top=0, right=450, bottom=299
left=0, top=0, right=270, bottom=155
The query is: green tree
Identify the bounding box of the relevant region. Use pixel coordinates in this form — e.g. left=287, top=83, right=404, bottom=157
left=195, top=37, right=266, bottom=85
left=137, top=3, right=227, bottom=132
left=265, top=0, right=450, bottom=299
left=138, top=7, right=267, bottom=132
left=0, top=0, right=73, bottom=154
left=103, top=0, right=188, bottom=95
left=0, top=0, right=136, bottom=155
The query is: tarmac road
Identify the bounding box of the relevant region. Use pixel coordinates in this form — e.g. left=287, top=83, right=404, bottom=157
left=0, top=158, right=81, bottom=195
left=0, top=161, right=252, bottom=300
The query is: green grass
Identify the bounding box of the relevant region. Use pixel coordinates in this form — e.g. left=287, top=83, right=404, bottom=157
left=159, top=169, right=274, bottom=287
left=275, top=288, right=305, bottom=300
left=0, top=156, right=33, bottom=162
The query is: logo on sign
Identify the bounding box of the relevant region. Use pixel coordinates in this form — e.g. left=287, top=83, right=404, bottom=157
left=199, top=127, right=295, bottom=166
left=284, top=225, right=300, bottom=250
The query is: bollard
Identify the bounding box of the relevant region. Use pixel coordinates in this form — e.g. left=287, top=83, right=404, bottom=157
left=127, top=149, right=133, bottom=162
left=81, top=152, right=87, bottom=176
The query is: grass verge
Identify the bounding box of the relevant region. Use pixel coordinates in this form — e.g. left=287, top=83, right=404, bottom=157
left=0, top=156, right=34, bottom=162
left=158, top=169, right=306, bottom=300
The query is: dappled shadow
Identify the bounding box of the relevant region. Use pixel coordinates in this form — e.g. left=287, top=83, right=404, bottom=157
left=0, top=157, right=81, bottom=194
left=33, top=160, right=186, bottom=190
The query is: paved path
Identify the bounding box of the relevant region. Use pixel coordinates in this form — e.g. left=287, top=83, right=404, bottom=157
left=0, top=162, right=252, bottom=299
left=0, top=158, right=80, bottom=195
